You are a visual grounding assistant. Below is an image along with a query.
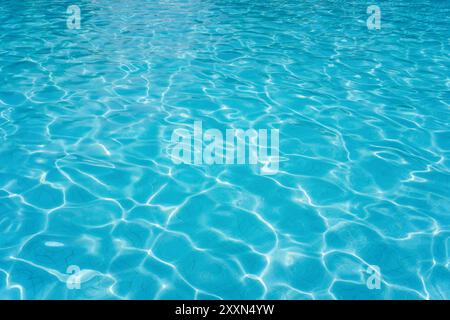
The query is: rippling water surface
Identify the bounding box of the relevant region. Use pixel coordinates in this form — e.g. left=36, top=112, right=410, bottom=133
left=0, top=0, right=449, bottom=299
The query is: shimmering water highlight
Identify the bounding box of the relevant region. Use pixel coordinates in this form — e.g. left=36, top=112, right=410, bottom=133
left=0, top=0, right=449, bottom=299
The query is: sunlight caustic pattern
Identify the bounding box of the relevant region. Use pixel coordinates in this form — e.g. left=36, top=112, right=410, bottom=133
left=0, top=0, right=449, bottom=299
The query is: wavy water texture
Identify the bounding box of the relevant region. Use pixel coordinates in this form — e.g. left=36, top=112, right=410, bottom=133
left=0, top=0, right=449, bottom=299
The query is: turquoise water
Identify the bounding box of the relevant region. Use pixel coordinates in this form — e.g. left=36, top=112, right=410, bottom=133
left=0, top=0, right=449, bottom=300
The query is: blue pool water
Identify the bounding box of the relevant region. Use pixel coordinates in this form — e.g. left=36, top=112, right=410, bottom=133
left=0, top=0, right=449, bottom=300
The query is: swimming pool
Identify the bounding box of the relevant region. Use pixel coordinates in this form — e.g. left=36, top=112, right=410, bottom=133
left=0, top=0, right=449, bottom=299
